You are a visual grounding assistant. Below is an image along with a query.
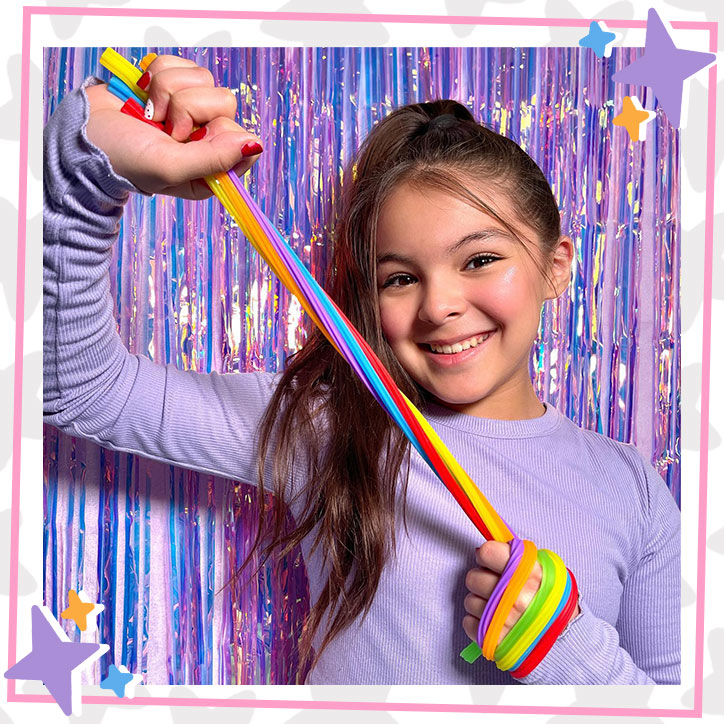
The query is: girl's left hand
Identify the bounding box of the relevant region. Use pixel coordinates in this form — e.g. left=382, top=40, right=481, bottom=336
left=462, top=540, right=580, bottom=648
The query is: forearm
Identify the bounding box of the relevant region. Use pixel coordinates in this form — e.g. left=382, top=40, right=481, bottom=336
left=44, top=77, right=149, bottom=431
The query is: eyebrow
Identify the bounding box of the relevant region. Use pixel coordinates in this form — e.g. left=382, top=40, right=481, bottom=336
left=376, top=228, right=515, bottom=266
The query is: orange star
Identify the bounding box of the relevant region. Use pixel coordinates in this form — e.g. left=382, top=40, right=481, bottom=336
left=613, top=95, right=657, bottom=142
left=60, top=590, right=101, bottom=632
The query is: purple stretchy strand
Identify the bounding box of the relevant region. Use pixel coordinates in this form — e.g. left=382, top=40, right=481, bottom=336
left=227, top=172, right=437, bottom=470
left=227, top=174, right=356, bottom=365
left=228, top=173, right=377, bottom=394
left=234, top=171, right=535, bottom=653
left=478, top=536, right=524, bottom=648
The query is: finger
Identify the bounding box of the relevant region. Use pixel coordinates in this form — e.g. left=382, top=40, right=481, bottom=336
left=462, top=614, right=481, bottom=643
left=143, top=65, right=216, bottom=123
left=515, top=560, right=543, bottom=610
left=463, top=591, right=487, bottom=619
left=165, top=86, right=238, bottom=140
left=143, top=54, right=200, bottom=75
left=157, top=117, right=263, bottom=199
left=136, top=54, right=201, bottom=102
left=465, top=566, right=499, bottom=600
left=137, top=55, right=201, bottom=92
left=464, top=610, right=512, bottom=650
left=192, top=116, right=263, bottom=176
left=156, top=128, right=262, bottom=196
left=475, top=540, right=512, bottom=573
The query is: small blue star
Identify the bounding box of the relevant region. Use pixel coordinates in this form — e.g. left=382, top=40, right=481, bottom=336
left=100, top=664, right=136, bottom=698
left=579, top=21, right=618, bottom=59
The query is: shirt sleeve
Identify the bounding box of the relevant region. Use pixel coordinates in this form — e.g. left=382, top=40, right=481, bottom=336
left=519, top=450, right=681, bottom=685
left=43, top=77, right=281, bottom=488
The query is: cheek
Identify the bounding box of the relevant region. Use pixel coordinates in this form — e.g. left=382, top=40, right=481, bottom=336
left=476, top=268, right=542, bottom=321
left=379, top=300, right=408, bottom=345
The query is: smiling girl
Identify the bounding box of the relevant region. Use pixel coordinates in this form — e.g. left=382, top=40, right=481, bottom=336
left=376, top=183, right=572, bottom=420
left=43, top=55, right=680, bottom=684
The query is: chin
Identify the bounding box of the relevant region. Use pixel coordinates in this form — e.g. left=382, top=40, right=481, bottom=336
left=426, top=388, right=488, bottom=408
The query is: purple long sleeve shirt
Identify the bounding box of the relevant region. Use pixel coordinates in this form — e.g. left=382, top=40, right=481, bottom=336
left=43, top=79, right=681, bottom=685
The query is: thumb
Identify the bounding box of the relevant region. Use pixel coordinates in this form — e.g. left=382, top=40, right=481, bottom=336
left=475, top=540, right=512, bottom=573
left=159, top=129, right=263, bottom=186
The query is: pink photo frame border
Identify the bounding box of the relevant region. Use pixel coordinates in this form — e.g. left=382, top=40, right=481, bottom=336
left=9, top=5, right=718, bottom=717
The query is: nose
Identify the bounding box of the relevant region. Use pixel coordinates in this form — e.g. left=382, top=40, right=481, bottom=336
left=417, top=278, right=467, bottom=326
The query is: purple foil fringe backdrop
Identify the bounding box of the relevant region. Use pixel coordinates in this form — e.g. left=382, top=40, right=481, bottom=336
left=43, top=46, right=681, bottom=685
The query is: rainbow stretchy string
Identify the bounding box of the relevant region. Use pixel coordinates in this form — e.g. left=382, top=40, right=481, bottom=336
left=99, top=47, right=579, bottom=676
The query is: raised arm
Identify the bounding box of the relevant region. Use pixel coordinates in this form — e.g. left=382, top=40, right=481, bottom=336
left=44, top=62, right=275, bottom=485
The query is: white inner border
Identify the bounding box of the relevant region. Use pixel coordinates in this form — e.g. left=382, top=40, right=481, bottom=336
left=18, top=7, right=715, bottom=716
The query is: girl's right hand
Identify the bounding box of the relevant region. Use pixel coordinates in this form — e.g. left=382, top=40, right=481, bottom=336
left=85, top=55, right=263, bottom=200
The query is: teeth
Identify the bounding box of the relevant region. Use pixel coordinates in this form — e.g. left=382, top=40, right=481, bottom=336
left=429, top=332, right=491, bottom=354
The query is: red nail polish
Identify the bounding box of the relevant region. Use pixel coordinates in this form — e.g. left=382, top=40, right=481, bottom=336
left=189, top=126, right=208, bottom=141
left=165, top=119, right=174, bottom=136
left=241, top=141, right=263, bottom=157
left=137, top=71, right=151, bottom=90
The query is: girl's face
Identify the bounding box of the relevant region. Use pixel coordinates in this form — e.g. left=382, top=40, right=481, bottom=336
left=375, top=181, right=568, bottom=420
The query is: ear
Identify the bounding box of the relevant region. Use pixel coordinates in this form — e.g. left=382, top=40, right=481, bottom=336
left=545, top=235, right=574, bottom=300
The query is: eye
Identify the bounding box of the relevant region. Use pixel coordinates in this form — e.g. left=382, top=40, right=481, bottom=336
left=465, top=253, right=499, bottom=270
left=381, top=273, right=417, bottom=289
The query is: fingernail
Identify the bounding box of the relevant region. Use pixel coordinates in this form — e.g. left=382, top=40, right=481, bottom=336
left=120, top=98, right=165, bottom=131
left=241, top=141, right=263, bottom=157
left=165, top=119, right=174, bottom=136
left=137, top=71, right=151, bottom=90
left=188, top=126, right=208, bottom=141
left=144, top=98, right=154, bottom=120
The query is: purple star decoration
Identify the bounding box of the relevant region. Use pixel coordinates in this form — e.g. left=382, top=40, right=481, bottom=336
left=4, top=605, right=108, bottom=716
left=612, top=8, right=715, bottom=128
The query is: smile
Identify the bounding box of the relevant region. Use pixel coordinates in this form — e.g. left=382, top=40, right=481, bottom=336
left=427, top=332, right=493, bottom=355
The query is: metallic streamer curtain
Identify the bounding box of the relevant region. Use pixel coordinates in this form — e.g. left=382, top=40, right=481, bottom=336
left=42, top=46, right=681, bottom=685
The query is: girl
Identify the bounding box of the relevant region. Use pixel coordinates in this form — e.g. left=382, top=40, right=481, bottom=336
left=43, top=54, right=681, bottom=685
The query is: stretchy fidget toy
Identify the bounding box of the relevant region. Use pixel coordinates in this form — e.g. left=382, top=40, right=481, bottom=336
left=99, top=47, right=578, bottom=676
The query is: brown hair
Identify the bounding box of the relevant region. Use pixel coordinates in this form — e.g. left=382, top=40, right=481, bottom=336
left=238, top=99, right=562, bottom=677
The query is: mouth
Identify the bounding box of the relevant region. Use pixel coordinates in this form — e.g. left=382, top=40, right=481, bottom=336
left=421, top=331, right=495, bottom=355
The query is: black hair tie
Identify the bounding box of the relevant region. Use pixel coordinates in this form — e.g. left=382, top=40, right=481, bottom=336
left=427, top=113, right=458, bottom=130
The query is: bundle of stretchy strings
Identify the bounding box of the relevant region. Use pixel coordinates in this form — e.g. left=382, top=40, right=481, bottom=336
left=100, top=47, right=579, bottom=678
